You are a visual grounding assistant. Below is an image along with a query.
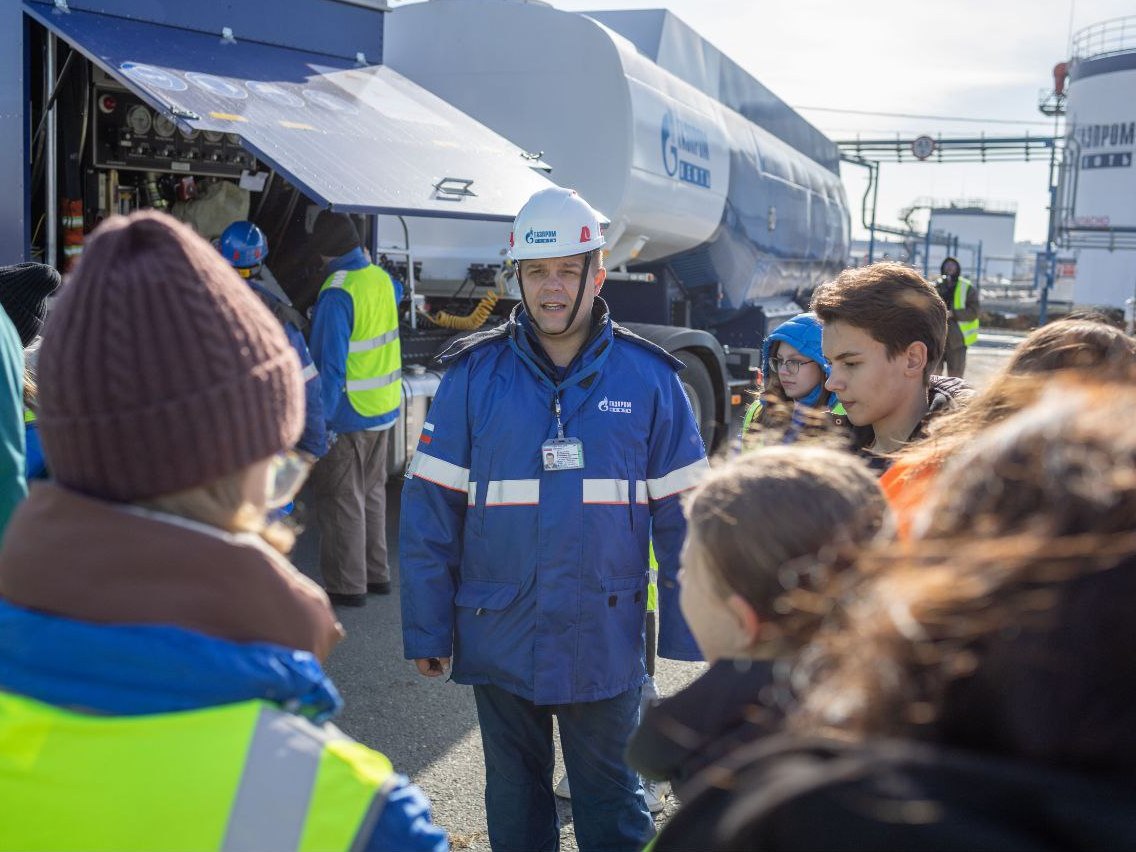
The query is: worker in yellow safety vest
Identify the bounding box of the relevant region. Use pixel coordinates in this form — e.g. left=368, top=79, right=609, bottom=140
left=934, top=257, right=980, bottom=378
left=308, top=211, right=403, bottom=609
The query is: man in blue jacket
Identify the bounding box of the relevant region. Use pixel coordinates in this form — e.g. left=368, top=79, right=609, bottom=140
left=400, top=188, right=707, bottom=852
left=309, top=212, right=402, bottom=607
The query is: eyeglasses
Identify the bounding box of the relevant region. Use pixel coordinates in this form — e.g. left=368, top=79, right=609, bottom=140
left=769, top=356, right=813, bottom=376
left=266, top=450, right=313, bottom=509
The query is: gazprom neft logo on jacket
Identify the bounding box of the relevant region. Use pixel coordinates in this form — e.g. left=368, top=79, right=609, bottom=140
left=598, top=397, right=632, bottom=414
left=525, top=228, right=558, bottom=245
left=661, top=110, right=712, bottom=189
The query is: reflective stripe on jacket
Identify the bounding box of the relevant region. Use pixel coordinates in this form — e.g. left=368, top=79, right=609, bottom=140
left=400, top=304, right=706, bottom=705
left=321, top=266, right=401, bottom=417
left=953, top=277, right=979, bottom=346
left=0, top=691, right=394, bottom=852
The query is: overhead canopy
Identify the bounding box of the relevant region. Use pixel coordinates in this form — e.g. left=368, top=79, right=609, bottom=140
left=25, top=2, right=556, bottom=221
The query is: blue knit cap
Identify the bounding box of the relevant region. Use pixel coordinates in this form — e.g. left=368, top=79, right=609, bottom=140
left=760, top=312, right=837, bottom=409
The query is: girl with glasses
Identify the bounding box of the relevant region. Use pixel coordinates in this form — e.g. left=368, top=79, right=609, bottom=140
left=740, top=312, right=847, bottom=446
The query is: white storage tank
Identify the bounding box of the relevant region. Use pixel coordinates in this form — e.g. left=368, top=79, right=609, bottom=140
left=1065, top=16, right=1136, bottom=310
left=927, top=201, right=1017, bottom=283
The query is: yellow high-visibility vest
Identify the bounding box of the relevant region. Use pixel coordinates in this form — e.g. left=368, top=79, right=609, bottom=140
left=0, top=690, right=394, bottom=851
left=953, top=277, right=979, bottom=347
left=320, top=265, right=402, bottom=418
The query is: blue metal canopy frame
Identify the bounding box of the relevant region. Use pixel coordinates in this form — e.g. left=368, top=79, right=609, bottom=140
left=25, top=1, right=555, bottom=221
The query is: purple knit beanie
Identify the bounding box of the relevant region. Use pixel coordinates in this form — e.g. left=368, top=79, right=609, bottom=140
left=37, top=210, right=303, bottom=502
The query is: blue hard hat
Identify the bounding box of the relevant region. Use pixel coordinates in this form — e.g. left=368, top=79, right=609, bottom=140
left=219, top=221, right=268, bottom=269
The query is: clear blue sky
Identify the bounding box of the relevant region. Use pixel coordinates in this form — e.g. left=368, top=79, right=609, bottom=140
left=393, top=0, right=1133, bottom=244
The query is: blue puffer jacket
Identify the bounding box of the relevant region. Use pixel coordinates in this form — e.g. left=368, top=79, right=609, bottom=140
left=400, top=301, right=706, bottom=706
left=0, top=601, right=448, bottom=852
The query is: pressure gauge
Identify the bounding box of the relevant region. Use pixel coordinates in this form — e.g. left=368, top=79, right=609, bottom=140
left=126, top=104, right=152, bottom=135
left=179, top=126, right=200, bottom=141
left=203, top=130, right=225, bottom=143
left=153, top=114, right=177, bottom=138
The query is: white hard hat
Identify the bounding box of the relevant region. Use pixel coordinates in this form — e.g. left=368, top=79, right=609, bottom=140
left=509, top=187, right=606, bottom=261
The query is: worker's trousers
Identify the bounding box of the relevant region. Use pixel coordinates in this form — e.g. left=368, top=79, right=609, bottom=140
left=941, top=344, right=968, bottom=378
left=473, top=683, right=653, bottom=852
left=311, top=428, right=391, bottom=595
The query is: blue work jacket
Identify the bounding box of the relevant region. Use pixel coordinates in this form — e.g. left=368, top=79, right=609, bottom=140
left=400, top=301, right=706, bottom=705
left=249, top=281, right=328, bottom=458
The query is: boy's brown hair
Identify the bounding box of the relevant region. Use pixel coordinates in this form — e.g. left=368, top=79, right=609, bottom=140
left=810, top=263, right=948, bottom=383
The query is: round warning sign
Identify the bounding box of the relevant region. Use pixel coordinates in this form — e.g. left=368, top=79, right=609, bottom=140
left=120, top=63, right=187, bottom=92
left=185, top=72, right=248, bottom=100
left=302, top=89, right=359, bottom=114
left=911, top=135, right=937, bottom=160
left=247, top=81, right=306, bottom=108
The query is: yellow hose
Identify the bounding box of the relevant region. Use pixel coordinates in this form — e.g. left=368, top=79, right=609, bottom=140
left=425, top=291, right=500, bottom=330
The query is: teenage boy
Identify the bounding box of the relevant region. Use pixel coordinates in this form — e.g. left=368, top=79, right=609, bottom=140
left=811, top=262, right=972, bottom=471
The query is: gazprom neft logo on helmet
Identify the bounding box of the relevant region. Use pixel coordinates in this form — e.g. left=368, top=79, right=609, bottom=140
left=524, top=228, right=558, bottom=245
left=660, top=109, right=711, bottom=189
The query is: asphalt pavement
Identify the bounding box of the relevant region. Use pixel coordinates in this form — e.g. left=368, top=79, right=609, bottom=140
left=291, top=334, right=1018, bottom=850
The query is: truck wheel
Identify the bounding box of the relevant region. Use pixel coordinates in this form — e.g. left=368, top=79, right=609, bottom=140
left=675, top=350, right=717, bottom=450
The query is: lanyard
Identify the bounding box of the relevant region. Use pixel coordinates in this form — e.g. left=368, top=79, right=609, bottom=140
left=553, top=394, right=565, bottom=439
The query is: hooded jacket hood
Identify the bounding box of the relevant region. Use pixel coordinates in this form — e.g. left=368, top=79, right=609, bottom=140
left=761, top=313, right=837, bottom=409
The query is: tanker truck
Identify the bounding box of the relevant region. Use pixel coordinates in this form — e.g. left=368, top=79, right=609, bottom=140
left=378, top=0, right=851, bottom=455
left=8, top=0, right=849, bottom=466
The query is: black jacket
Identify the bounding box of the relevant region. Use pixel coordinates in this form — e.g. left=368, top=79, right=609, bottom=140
left=654, top=735, right=1136, bottom=851
left=626, top=659, right=777, bottom=794
left=855, top=375, right=974, bottom=473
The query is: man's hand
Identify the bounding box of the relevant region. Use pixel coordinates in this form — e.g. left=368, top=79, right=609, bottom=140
left=415, top=657, right=451, bottom=677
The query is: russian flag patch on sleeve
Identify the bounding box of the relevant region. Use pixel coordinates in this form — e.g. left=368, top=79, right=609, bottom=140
left=419, top=422, right=434, bottom=445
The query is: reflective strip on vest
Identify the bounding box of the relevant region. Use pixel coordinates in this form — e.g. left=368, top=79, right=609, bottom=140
left=346, top=369, right=402, bottom=392
left=646, top=457, right=710, bottom=500
left=953, top=277, right=980, bottom=347
left=23, top=407, right=35, bottom=425
left=348, top=328, right=400, bottom=354
left=0, top=692, right=392, bottom=852
left=321, top=266, right=401, bottom=418
left=583, top=479, right=648, bottom=505
left=301, top=363, right=319, bottom=382
left=407, top=451, right=470, bottom=493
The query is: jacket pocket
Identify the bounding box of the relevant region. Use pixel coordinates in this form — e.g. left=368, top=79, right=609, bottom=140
left=456, top=578, right=521, bottom=614
left=454, top=579, right=524, bottom=682
left=601, top=571, right=647, bottom=602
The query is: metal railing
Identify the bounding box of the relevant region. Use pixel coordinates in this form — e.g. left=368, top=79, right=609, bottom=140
left=908, top=196, right=1018, bottom=215
left=1072, top=16, right=1136, bottom=60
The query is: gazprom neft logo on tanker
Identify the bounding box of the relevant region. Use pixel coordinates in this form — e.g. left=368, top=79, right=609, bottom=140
left=661, top=110, right=712, bottom=189
left=525, top=228, right=558, bottom=245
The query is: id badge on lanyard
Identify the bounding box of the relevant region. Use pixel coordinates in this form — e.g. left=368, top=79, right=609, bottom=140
left=543, top=392, right=584, bottom=472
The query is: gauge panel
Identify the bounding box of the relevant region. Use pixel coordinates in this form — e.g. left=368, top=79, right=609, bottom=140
left=92, top=86, right=257, bottom=179
left=126, top=104, right=152, bottom=135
